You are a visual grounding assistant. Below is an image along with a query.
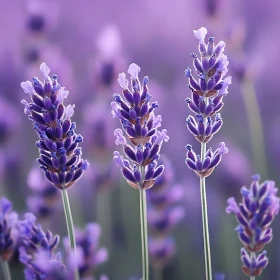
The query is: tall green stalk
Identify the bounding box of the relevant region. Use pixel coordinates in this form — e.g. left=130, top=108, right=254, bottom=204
left=249, top=252, right=255, bottom=280
left=139, top=187, right=149, bottom=280
left=1, top=261, right=11, bottom=280
left=61, top=188, right=80, bottom=280
left=200, top=141, right=212, bottom=280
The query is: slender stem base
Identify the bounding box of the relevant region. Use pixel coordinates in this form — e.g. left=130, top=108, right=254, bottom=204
left=139, top=188, right=149, bottom=280
left=200, top=142, right=212, bottom=280
left=1, top=261, right=11, bottom=280
left=61, top=189, right=80, bottom=280
left=250, top=252, right=255, bottom=280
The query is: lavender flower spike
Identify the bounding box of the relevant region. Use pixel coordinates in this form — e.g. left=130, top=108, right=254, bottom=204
left=112, top=63, right=169, bottom=279
left=184, top=27, right=231, bottom=280
left=20, top=62, right=88, bottom=280
left=226, top=175, right=280, bottom=278
left=20, top=62, right=88, bottom=190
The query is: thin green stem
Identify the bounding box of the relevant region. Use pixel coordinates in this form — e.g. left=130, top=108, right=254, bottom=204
left=241, top=79, right=268, bottom=178
left=200, top=141, right=212, bottom=280
left=1, top=261, right=11, bottom=280
left=250, top=252, right=255, bottom=280
left=139, top=165, right=149, bottom=280
left=61, top=188, right=80, bottom=280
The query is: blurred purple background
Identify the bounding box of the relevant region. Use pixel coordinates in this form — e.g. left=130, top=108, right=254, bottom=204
left=1, top=0, right=280, bottom=279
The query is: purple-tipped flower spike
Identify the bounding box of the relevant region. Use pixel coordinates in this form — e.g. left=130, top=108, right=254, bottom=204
left=226, top=175, right=280, bottom=277
left=0, top=197, right=19, bottom=261
left=113, top=63, right=168, bottom=279
left=112, top=63, right=169, bottom=190
left=64, top=223, right=108, bottom=278
left=20, top=62, right=88, bottom=190
left=185, top=27, right=231, bottom=280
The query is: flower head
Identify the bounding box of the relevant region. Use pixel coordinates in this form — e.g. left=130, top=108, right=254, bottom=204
left=226, top=175, right=280, bottom=277
left=20, top=62, right=88, bottom=189
left=185, top=27, right=231, bottom=177
left=112, top=63, right=168, bottom=189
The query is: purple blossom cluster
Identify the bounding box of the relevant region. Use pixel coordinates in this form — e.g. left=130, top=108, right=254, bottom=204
left=64, top=223, right=108, bottom=279
left=1, top=2, right=278, bottom=276
left=226, top=175, right=280, bottom=277
left=185, top=27, right=231, bottom=177
left=18, top=213, right=64, bottom=279
left=20, top=62, right=88, bottom=190
left=147, top=157, right=185, bottom=268
left=0, top=196, right=109, bottom=280
left=0, top=198, right=18, bottom=261
left=112, top=63, right=169, bottom=189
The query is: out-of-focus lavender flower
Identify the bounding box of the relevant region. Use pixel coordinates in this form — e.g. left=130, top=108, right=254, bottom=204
left=83, top=102, right=115, bottom=160
left=226, top=175, right=280, bottom=277
left=24, top=0, right=48, bottom=65
left=205, top=0, right=220, bottom=17
left=20, top=62, right=88, bottom=189
left=20, top=247, right=67, bottom=280
left=26, top=165, right=60, bottom=219
left=147, top=157, right=184, bottom=268
left=112, top=63, right=169, bottom=189
left=19, top=213, right=60, bottom=254
left=184, top=27, right=231, bottom=177
left=93, top=25, right=123, bottom=90
left=25, top=0, right=58, bottom=36
left=0, top=197, right=18, bottom=261
left=64, top=223, right=108, bottom=279
left=149, top=237, right=175, bottom=267
left=18, top=212, right=65, bottom=279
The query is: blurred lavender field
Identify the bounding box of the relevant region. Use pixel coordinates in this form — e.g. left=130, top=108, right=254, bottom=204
left=1, top=0, right=280, bottom=279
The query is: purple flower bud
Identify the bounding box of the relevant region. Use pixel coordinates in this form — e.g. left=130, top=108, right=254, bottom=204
left=227, top=175, right=280, bottom=277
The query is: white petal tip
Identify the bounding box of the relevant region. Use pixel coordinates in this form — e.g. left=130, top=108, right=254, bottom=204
left=193, top=27, right=208, bottom=43
left=39, top=62, right=50, bottom=79
left=128, top=63, right=141, bottom=79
